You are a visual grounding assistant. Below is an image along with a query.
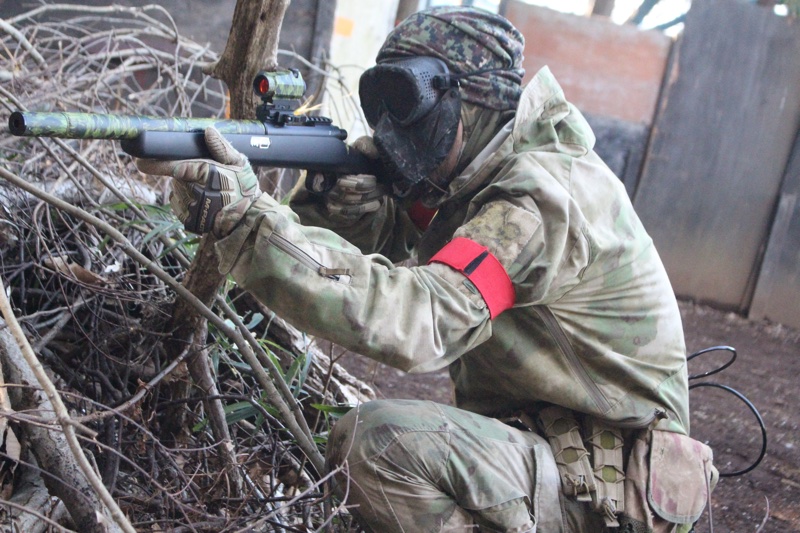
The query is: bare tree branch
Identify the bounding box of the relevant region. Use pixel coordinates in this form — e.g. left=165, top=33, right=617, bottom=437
left=627, top=0, right=661, bottom=25
left=0, top=7, right=364, bottom=527
left=0, top=292, right=132, bottom=532
left=0, top=165, right=326, bottom=475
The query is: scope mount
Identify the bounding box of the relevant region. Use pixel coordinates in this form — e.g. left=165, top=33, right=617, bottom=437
left=256, top=98, right=301, bottom=125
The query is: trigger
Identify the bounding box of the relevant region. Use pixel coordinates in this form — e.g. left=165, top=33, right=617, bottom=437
left=305, top=172, right=337, bottom=194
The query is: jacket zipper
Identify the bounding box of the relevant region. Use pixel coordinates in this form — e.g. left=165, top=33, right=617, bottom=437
left=268, top=233, right=350, bottom=282
left=612, top=408, right=666, bottom=430
left=533, top=306, right=612, bottom=413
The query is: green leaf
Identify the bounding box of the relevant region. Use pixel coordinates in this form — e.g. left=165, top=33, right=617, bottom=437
left=285, top=353, right=304, bottom=393
left=223, top=400, right=260, bottom=425
left=245, top=312, right=264, bottom=330
left=104, top=201, right=131, bottom=212
left=310, top=404, right=354, bottom=417
left=295, top=349, right=314, bottom=395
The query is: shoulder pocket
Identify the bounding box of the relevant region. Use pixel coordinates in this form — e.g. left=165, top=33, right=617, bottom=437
left=647, top=430, right=715, bottom=524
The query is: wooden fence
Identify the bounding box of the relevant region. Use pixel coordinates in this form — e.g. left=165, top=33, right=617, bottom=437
left=506, top=0, right=800, bottom=329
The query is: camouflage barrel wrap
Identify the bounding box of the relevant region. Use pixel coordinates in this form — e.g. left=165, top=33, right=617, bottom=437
left=253, top=69, right=307, bottom=99
left=8, top=111, right=267, bottom=140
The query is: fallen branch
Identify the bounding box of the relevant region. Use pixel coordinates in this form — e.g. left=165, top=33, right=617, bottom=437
left=0, top=294, right=131, bottom=532
left=0, top=462, right=69, bottom=533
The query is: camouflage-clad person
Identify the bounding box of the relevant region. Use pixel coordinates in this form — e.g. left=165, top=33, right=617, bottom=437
left=136, top=7, right=717, bottom=532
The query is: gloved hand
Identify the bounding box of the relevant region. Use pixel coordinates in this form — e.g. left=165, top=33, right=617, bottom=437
left=135, top=127, right=262, bottom=236
left=322, top=136, right=388, bottom=221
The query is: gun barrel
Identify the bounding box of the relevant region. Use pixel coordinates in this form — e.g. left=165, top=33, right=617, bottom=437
left=8, top=111, right=268, bottom=140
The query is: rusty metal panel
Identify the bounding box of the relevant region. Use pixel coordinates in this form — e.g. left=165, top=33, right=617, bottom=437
left=503, top=0, right=671, bottom=125
left=633, top=0, right=800, bottom=311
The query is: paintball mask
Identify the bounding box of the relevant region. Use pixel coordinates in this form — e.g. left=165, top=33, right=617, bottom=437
left=359, top=56, right=461, bottom=193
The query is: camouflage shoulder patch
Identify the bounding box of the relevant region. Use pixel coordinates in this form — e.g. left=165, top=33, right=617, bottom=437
left=453, top=200, right=540, bottom=273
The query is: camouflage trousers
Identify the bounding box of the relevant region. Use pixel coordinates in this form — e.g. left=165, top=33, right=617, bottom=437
left=326, top=399, right=605, bottom=532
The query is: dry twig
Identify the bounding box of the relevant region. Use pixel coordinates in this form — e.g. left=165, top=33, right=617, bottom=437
left=0, top=5, right=373, bottom=530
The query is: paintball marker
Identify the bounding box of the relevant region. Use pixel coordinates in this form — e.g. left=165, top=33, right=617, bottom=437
left=8, top=69, right=378, bottom=191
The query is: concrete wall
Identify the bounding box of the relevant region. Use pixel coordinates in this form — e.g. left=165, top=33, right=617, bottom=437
left=504, top=0, right=672, bottom=126
left=0, top=0, right=235, bottom=51
left=502, top=1, right=670, bottom=196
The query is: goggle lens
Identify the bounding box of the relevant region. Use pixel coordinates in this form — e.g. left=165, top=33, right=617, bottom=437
left=360, top=70, right=419, bottom=126
left=359, top=57, right=451, bottom=128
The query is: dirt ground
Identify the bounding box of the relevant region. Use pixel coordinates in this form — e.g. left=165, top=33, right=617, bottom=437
left=336, top=300, right=800, bottom=532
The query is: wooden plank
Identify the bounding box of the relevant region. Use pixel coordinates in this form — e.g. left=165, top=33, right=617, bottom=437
left=504, top=1, right=672, bottom=125
left=278, top=0, right=336, bottom=96
left=633, top=0, right=800, bottom=311
left=749, top=193, right=798, bottom=323
left=749, top=126, right=800, bottom=327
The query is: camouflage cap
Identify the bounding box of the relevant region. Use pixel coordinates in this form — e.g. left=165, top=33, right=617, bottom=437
left=377, top=7, right=525, bottom=111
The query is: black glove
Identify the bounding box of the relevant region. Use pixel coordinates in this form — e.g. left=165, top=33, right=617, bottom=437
left=135, top=127, right=262, bottom=236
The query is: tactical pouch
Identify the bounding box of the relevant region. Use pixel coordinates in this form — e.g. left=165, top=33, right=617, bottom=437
left=622, top=429, right=717, bottom=532
left=647, top=430, right=716, bottom=525
left=537, top=406, right=595, bottom=502
left=584, top=417, right=626, bottom=527
left=538, top=407, right=628, bottom=527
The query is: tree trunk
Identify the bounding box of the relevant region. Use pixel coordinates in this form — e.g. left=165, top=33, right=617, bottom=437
left=0, top=322, right=123, bottom=533
left=208, top=0, right=290, bottom=117
left=0, top=460, right=68, bottom=533
left=159, top=0, right=290, bottom=494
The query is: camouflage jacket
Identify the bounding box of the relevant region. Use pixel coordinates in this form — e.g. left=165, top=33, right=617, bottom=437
left=216, top=67, right=690, bottom=435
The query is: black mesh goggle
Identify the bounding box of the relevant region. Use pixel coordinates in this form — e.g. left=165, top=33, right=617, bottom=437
left=359, top=56, right=456, bottom=128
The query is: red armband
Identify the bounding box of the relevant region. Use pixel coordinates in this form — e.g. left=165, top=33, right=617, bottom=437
left=428, top=237, right=516, bottom=319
